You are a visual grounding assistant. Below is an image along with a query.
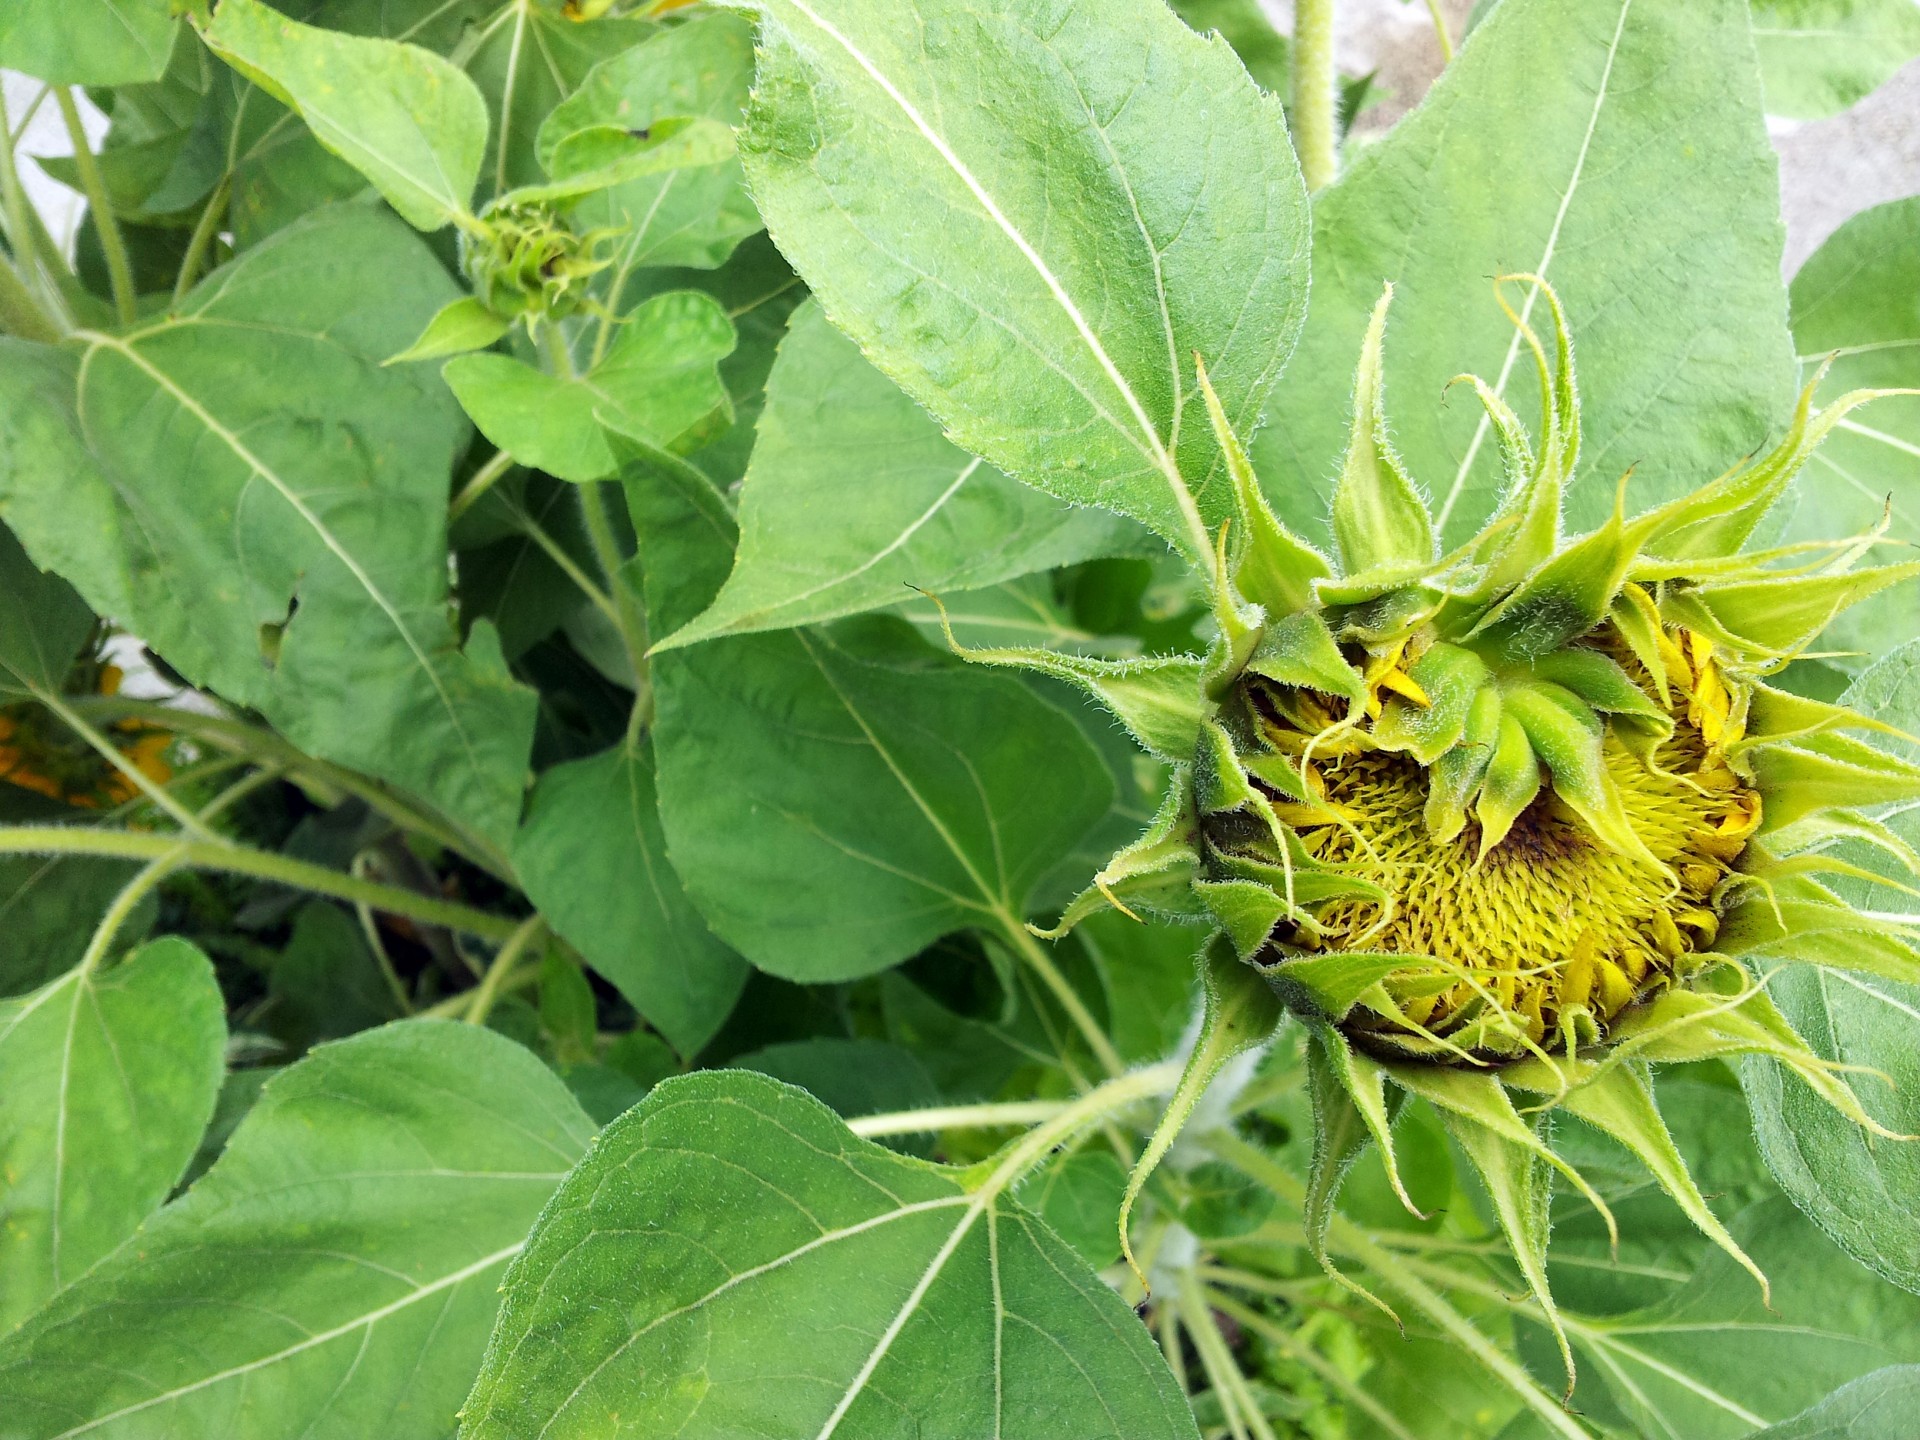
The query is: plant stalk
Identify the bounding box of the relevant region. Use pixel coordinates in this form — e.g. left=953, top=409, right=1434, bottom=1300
left=1291, top=0, right=1340, bottom=192
left=0, top=825, right=522, bottom=941
left=578, top=479, right=651, bottom=730
left=172, top=175, right=231, bottom=305
left=465, top=915, right=547, bottom=1026
left=56, top=88, right=136, bottom=326
left=0, top=253, right=59, bottom=341
left=1425, top=0, right=1456, bottom=63
left=34, top=687, right=215, bottom=837
left=450, top=448, right=517, bottom=521
left=1002, top=920, right=1128, bottom=1080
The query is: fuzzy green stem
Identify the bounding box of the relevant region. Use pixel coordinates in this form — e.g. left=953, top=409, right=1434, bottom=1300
left=72, top=695, right=514, bottom=877
left=968, top=1060, right=1182, bottom=1195
left=465, top=915, right=547, bottom=1026
left=56, top=88, right=136, bottom=326
left=0, top=826, right=521, bottom=941
left=0, top=253, right=59, bottom=341
left=503, top=495, right=620, bottom=624
left=1291, top=0, right=1339, bottom=193
left=1425, top=0, right=1456, bottom=63
left=34, top=687, right=213, bottom=837
left=578, top=480, right=651, bottom=735
left=172, top=175, right=231, bottom=305
left=77, top=850, right=184, bottom=974
left=1209, top=1291, right=1421, bottom=1440
left=450, top=449, right=517, bottom=521
left=0, top=87, right=63, bottom=338
left=73, top=765, right=289, bottom=973
left=1001, top=920, right=1128, bottom=1080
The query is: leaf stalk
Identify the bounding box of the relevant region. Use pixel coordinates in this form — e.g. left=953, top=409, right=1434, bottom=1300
left=55, top=88, right=136, bottom=326
left=1291, top=0, right=1340, bottom=192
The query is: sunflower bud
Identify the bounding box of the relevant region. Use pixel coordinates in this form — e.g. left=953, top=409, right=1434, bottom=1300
left=460, top=202, right=611, bottom=324
left=938, top=274, right=1920, bottom=1379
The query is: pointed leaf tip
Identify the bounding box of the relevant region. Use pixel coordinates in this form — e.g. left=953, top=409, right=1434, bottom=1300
left=1332, top=284, right=1436, bottom=577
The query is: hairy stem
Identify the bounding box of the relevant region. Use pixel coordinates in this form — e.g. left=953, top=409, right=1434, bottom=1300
left=1291, top=0, right=1339, bottom=193
left=172, top=175, right=231, bottom=305
left=1001, top=920, right=1128, bottom=1080
left=34, top=687, right=212, bottom=837
left=578, top=479, right=651, bottom=700
left=0, top=826, right=522, bottom=941
left=73, top=695, right=513, bottom=876
left=1425, top=0, right=1456, bottom=63
left=450, top=448, right=517, bottom=521
left=465, top=915, right=547, bottom=1026
left=0, top=253, right=59, bottom=341
left=56, top=88, right=136, bottom=326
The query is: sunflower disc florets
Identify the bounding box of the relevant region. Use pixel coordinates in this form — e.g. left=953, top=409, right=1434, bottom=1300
left=939, top=274, right=1920, bottom=1378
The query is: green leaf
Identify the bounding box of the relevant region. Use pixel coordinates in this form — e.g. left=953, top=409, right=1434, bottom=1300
left=1745, top=640, right=1920, bottom=1296
left=386, top=296, right=512, bottom=364
left=0, top=0, right=176, bottom=87
left=539, top=10, right=764, bottom=271
left=1567, top=1198, right=1920, bottom=1438
left=444, top=289, right=735, bottom=482
left=0, top=207, right=537, bottom=851
left=459, top=1070, right=1198, bottom=1438
left=1750, top=1366, right=1920, bottom=1439
left=0, top=522, right=93, bottom=699
left=653, top=616, right=1115, bottom=981
left=727, top=0, right=1309, bottom=561
left=202, top=0, right=491, bottom=231
left=661, top=300, right=1146, bottom=647
left=0, top=938, right=225, bottom=1330
left=1781, top=196, right=1920, bottom=676
left=513, top=741, right=748, bottom=1057
left=1255, top=0, right=1796, bottom=547
left=0, top=1020, right=595, bottom=1438
left=1751, top=0, right=1920, bottom=119
left=635, top=426, right=1114, bottom=982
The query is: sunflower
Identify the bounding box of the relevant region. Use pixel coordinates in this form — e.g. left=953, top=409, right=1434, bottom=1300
left=0, top=661, right=173, bottom=811
left=938, top=275, right=1920, bottom=1380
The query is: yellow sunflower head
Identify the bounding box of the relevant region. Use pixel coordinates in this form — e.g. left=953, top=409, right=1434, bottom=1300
left=937, top=274, right=1920, bottom=1379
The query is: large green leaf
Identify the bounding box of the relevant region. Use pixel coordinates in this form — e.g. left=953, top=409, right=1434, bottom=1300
left=664, top=300, right=1146, bottom=647
left=513, top=740, right=748, bottom=1057
left=1746, top=640, right=1920, bottom=1295
left=654, top=616, right=1116, bottom=981
left=1566, top=1198, right=1920, bottom=1438
left=443, top=290, right=735, bottom=483
left=0, top=939, right=225, bottom=1331
left=1780, top=197, right=1920, bottom=676
left=0, top=1020, right=594, bottom=1438
left=459, top=1070, right=1198, bottom=1438
left=1254, top=0, right=1796, bottom=546
left=0, top=523, right=92, bottom=699
left=0, top=0, right=176, bottom=87
left=1751, top=1366, right=1920, bottom=1439
left=632, top=457, right=1114, bottom=982
left=203, top=0, right=491, bottom=231
left=540, top=10, right=764, bottom=273
left=0, top=207, right=537, bottom=851
left=725, top=0, right=1309, bottom=562
left=1751, top=0, right=1920, bottom=118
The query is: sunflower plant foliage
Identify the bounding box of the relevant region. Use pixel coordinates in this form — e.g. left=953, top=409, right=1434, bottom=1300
left=4, top=1, right=1920, bottom=1439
